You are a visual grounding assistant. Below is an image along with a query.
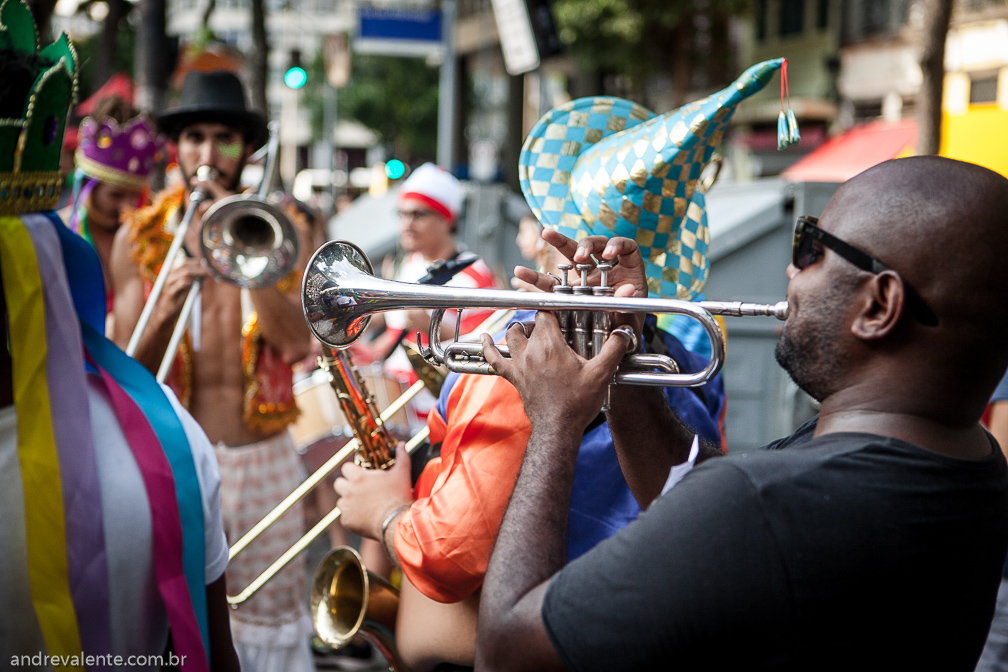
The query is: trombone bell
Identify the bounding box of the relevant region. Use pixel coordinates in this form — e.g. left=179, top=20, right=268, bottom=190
left=201, top=195, right=300, bottom=288
left=310, top=546, right=407, bottom=670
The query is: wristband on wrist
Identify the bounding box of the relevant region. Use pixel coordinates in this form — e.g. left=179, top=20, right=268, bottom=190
left=380, top=503, right=411, bottom=556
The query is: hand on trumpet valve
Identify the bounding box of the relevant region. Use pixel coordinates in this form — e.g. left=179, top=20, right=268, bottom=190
left=481, top=312, right=633, bottom=432
left=512, top=231, right=649, bottom=337
left=334, top=442, right=414, bottom=542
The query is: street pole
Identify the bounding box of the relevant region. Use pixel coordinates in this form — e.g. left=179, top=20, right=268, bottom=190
left=135, top=0, right=168, bottom=189
left=437, top=0, right=457, bottom=171
left=321, top=82, right=339, bottom=217
left=280, top=84, right=299, bottom=188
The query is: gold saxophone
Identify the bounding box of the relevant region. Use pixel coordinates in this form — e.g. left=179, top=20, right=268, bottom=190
left=318, top=346, right=398, bottom=469
left=311, top=346, right=409, bottom=671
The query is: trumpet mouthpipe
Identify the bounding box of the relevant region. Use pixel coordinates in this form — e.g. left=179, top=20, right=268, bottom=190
left=698, top=300, right=789, bottom=320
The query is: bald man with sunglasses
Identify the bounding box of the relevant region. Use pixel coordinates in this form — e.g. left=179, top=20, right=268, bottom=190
left=474, top=156, right=1008, bottom=672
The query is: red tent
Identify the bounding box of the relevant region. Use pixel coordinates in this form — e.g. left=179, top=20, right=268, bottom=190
left=781, top=119, right=917, bottom=183
left=75, top=72, right=135, bottom=117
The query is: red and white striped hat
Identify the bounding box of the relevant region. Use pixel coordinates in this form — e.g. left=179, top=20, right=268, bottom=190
left=399, top=163, right=463, bottom=222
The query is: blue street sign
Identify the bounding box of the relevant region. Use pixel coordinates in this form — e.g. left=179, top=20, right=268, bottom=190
left=356, top=7, right=443, bottom=57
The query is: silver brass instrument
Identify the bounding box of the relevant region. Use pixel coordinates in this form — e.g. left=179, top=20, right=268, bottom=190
left=303, top=241, right=789, bottom=389
left=126, top=122, right=301, bottom=382
left=125, top=164, right=216, bottom=357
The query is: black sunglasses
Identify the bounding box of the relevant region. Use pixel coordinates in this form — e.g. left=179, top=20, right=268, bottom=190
left=792, top=216, right=938, bottom=327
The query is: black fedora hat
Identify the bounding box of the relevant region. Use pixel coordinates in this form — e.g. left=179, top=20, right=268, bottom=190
left=157, top=70, right=269, bottom=149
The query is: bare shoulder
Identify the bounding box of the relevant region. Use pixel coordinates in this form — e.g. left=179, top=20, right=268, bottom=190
left=109, top=221, right=140, bottom=282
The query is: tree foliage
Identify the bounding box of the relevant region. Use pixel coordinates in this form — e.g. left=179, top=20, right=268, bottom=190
left=73, top=15, right=136, bottom=99
left=552, top=0, right=750, bottom=101
left=309, top=53, right=440, bottom=163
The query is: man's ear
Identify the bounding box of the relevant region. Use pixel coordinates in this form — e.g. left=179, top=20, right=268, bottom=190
left=850, top=270, right=904, bottom=341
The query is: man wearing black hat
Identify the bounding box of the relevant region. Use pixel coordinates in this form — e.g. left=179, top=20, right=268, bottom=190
left=108, top=70, right=316, bottom=672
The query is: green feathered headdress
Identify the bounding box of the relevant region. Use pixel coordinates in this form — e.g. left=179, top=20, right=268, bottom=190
left=0, top=0, right=78, bottom=215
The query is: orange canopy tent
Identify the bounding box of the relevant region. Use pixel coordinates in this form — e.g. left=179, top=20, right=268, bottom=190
left=170, top=42, right=244, bottom=90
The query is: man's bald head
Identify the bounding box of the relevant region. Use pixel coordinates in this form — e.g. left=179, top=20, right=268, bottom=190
left=815, top=156, right=1008, bottom=407
left=833, top=157, right=1008, bottom=323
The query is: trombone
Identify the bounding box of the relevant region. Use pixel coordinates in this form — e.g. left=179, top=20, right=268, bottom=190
left=125, top=122, right=300, bottom=382
left=225, top=305, right=516, bottom=607
left=303, top=241, right=789, bottom=389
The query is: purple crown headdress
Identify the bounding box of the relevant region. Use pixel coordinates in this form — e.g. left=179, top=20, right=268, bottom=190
left=75, top=115, right=165, bottom=190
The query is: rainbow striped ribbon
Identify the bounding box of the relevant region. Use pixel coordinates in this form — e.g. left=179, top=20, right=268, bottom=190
left=50, top=214, right=212, bottom=666
left=82, top=333, right=210, bottom=672
left=0, top=215, right=92, bottom=671
left=0, top=213, right=211, bottom=668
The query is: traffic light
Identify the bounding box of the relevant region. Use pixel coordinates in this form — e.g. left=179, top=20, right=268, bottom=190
left=284, top=49, right=307, bottom=89
left=384, top=159, right=406, bottom=180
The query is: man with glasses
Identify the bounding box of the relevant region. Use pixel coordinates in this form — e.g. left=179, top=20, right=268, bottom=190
left=474, top=156, right=1008, bottom=671
left=363, top=162, right=498, bottom=365
left=364, top=162, right=499, bottom=407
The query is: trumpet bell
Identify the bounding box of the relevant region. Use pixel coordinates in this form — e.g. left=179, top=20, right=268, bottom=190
left=310, top=546, right=399, bottom=650
left=201, top=194, right=300, bottom=288
left=303, top=241, right=379, bottom=348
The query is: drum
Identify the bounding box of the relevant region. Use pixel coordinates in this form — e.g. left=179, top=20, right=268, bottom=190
left=358, top=363, right=412, bottom=439
left=290, top=368, right=347, bottom=449
left=289, top=364, right=413, bottom=451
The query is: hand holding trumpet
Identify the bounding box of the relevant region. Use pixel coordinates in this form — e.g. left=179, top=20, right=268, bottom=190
left=483, top=234, right=647, bottom=433
left=513, top=230, right=650, bottom=340
left=481, top=313, right=631, bottom=434
left=513, top=229, right=650, bottom=301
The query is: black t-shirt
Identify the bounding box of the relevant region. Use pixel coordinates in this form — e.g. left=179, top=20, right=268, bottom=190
left=542, top=421, right=1008, bottom=671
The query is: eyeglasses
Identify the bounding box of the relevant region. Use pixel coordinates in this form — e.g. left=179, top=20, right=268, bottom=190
left=792, top=216, right=938, bottom=327
left=398, top=209, right=436, bottom=221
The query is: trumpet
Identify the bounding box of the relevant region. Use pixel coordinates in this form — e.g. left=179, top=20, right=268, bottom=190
left=302, top=241, right=788, bottom=389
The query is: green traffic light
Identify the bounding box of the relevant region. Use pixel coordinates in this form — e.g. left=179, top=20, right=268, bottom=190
left=284, top=66, right=307, bottom=89
left=385, top=159, right=406, bottom=180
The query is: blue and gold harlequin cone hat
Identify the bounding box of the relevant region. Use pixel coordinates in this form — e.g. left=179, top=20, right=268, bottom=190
left=519, top=59, right=784, bottom=300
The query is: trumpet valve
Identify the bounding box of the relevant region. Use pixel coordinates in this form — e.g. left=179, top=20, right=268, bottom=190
left=595, top=258, right=616, bottom=289
left=572, top=265, right=594, bottom=358
left=592, top=283, right=615, bottom=357
left=553, top=263, right=575, bottom=346
left=557, top=263, right=573, bottom=287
